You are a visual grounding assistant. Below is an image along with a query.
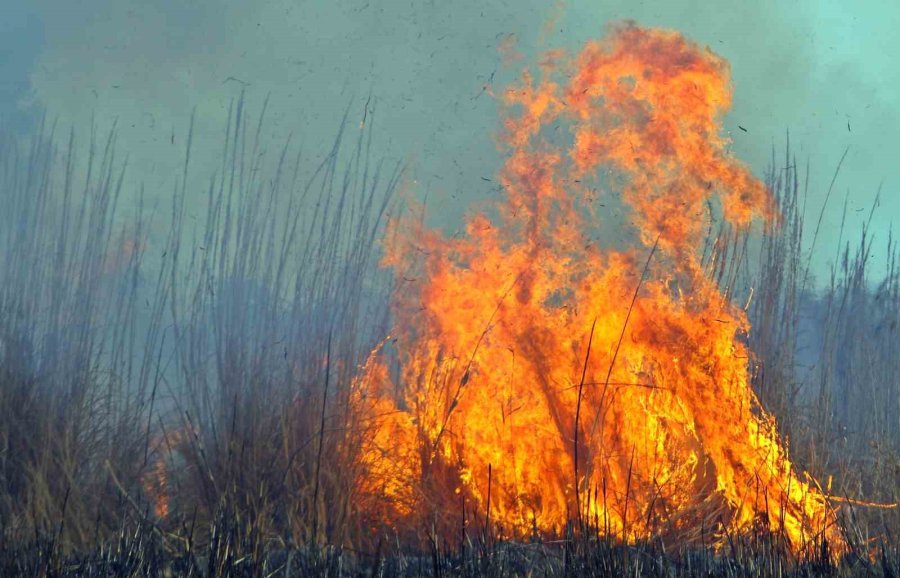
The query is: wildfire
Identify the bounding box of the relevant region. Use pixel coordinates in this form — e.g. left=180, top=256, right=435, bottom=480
left=357, top=23, right=842, bottom=552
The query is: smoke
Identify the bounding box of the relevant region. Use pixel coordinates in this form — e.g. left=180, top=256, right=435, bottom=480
left=9, top=0, right=895, bottom=281
left=0, top=1, right=43, bottom=132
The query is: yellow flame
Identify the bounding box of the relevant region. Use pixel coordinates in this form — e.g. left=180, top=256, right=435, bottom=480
left=356, top=23, right=842, bottom=553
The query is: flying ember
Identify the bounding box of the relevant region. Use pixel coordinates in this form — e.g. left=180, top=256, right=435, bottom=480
left=355, top=22, right=841, bottom=552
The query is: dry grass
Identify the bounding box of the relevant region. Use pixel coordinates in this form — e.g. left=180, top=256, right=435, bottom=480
left=0, top=107, right=896, bottom=576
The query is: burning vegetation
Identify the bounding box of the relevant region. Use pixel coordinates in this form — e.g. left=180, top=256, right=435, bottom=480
left=357, top=23, right=841, bottom=552
left=0, top=19, right=896, bottom=578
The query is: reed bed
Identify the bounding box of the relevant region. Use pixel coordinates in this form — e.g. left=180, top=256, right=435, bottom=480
left=0, top=105, right=896, bottom=576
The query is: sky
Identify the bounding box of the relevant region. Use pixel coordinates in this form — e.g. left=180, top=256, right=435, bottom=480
left=2, top=0, right=898, bottom=281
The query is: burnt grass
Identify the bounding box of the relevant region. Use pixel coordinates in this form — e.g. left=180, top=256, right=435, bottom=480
left=0, top=523, right=897, bottom=577
left=0, top=101, right=897, bottom=577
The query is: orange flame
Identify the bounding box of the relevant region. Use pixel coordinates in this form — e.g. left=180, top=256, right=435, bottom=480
left=142, top=429, right=187, bottom=520
left=143, top=456, right=171, bottom=519
left=358, top=23, right=841, bottom=552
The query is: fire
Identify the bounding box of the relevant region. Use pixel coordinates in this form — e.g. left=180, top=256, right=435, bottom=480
left=143, top=456, right=171, bottom=519
left=356, top=23, right=842, bottom=551
left=142, top=429, right=187, bottom=520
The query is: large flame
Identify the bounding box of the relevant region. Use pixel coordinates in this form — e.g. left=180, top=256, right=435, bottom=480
left=357, top=23, right=841, bottom=551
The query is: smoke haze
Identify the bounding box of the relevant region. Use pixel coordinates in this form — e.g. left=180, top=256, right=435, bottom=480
left=2, top=0, right=898, bottom=276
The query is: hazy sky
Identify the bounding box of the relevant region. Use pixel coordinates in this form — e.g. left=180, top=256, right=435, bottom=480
left=2, top=0, right=898, bottom=279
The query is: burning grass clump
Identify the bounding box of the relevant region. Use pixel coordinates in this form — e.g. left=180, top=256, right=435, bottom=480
left=352, top=23, right=851, bottom=553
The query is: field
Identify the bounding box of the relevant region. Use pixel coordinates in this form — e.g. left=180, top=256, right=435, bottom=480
left=0, top=26, right=897, bottom=578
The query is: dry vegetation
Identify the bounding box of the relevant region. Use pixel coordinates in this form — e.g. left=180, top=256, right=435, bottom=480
left=0, top=103, right=896, bottom=576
